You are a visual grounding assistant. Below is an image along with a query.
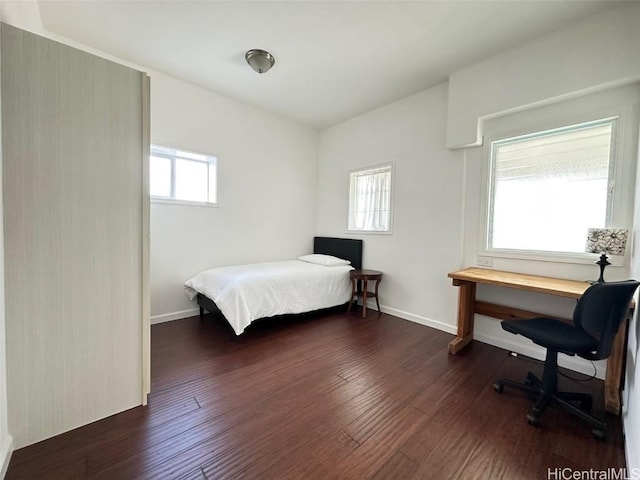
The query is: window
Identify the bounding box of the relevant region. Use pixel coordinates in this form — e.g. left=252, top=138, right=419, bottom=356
left=348, top=164, right=393, bottom=233
left=150, top=145, right=217, bottom=205
left=486, top=118, right=616, bottom=256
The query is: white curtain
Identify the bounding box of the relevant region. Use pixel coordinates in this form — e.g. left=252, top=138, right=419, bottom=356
left=350, top=166, right=391, bottom=231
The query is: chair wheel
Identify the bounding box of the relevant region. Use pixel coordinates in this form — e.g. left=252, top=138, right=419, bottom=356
left=526, top=413, right=540, bottom=426
left=592, top=429, right=607, bottom=441
left=493, top=382, right=504, bottom=393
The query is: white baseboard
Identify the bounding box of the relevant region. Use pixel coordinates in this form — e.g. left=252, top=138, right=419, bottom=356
left=473, top=331, right=606, bottom=379
left=0, top=434, right=13, bottom=479
left=625, top=424, right=638, bottom=474
left=152, top=301, right=459, bottom=334
left=369, top=301, right=457, bottom=335
left=375, top=302, right=604, bottom=379
left=151, top=308, right=200, bottom=325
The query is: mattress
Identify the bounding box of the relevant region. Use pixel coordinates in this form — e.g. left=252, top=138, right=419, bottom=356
left=185, top=260, right=353, bottom=335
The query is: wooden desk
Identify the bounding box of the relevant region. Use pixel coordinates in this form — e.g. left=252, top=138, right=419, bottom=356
left=448, top=267, right=629, bottom=415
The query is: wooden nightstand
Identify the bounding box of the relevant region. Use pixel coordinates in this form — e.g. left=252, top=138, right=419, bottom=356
left=348, top=269, right=383, bottom=318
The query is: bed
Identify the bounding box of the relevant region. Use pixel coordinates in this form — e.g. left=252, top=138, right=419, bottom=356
left=184, top=237, right=363, bottom=335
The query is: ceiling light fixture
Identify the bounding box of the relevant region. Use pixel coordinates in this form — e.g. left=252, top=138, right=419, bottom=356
left=245, top=49, right=275, bottom=74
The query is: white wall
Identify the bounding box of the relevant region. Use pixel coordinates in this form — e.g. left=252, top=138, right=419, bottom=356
left=461, top=85, right=640, bottom=378
left=0, top=6, right=13, bottom=477
left=0, top=2, right=320, bottom=326
left=624, top=96, right=640, bottom=475
left=444, top=4, right=640, bottom=466
left=150, top=73, right=319, bottom=322
left=447, top=3, right=640, bottom=149
left=442, top=0, right=640, bottom=381
left=0, top=0, right=638, bottom=466
left=625, top=233, right=640, bottom=467
left=317, top=83, right=464, bottom=332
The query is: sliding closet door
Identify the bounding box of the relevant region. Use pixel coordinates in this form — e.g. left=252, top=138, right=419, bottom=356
left=2, top=24, right=149, bottom=448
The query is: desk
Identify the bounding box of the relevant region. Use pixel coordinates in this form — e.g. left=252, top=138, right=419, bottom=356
left=448, top=267, right=629, bottom=415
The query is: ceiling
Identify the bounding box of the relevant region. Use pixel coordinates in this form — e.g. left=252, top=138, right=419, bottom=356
left=37, top=1, right=624, bottom=130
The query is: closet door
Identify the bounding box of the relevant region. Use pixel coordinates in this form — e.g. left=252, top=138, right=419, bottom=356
left=2, top=23, right=149, bottom=448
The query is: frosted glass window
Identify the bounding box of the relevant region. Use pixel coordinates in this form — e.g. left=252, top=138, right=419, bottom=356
left=488, top=119, right=615, bottom=253
left=150, top=145, right=217, bottom=205
left=348, top=165, right=393, bottom=233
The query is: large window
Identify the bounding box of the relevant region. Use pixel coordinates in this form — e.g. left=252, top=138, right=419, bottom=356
left=348, top=164, right=393, bottom=233
left=486, top=118, right=616, bottom=256
left=150, top=145, right=217, bottom=205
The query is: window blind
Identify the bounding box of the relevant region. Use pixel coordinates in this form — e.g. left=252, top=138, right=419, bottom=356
left=489, top=119, right=616, bottom=253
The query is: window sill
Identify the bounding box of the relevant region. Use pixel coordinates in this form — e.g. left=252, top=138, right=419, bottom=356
left=151, top=198, right=219, bottom=208
left=480, top=248, right=626, bottom=267
left=346, top=229, right=393, bottom=236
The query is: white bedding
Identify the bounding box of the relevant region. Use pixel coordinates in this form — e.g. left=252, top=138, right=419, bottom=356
left=184, top=260, right=354, bottom=335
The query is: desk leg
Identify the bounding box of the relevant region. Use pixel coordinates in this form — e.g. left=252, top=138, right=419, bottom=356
left=448, top=280, right=476, bottom=355
left=604, top=318, right=628, bottom=415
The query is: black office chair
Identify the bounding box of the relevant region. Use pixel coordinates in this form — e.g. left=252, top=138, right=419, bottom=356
left=493, top=280, right=639, bottom=440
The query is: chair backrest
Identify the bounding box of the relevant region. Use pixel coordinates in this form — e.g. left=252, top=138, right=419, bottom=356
left=573, top=280, right=639, bottom=360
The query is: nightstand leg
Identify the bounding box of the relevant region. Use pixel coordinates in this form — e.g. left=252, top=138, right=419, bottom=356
left=375, top=279, right=381, bottom=313
left=362, top=279, right=368, bottom=318
left=347, top=277, right=356, bottom=312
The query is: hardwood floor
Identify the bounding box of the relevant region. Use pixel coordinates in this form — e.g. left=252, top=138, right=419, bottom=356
left=6, top=310, right=627, bottom=479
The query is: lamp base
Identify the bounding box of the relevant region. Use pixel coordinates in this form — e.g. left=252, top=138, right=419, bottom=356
left=594, top=253, right=611, bottom=283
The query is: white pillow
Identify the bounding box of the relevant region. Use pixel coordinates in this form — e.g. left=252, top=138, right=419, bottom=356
left=297, top=254, right=351, bottom=267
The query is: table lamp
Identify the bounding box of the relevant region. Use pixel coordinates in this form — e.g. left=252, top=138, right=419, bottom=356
left=585, top=228, right=629, bottom=283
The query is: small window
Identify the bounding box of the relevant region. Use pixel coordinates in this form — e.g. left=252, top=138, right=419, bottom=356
left=348, top=164, right=393, bottom=233
left=486, top=118, right=616, bottom=255
left=150, top=145, right=217, bottom=205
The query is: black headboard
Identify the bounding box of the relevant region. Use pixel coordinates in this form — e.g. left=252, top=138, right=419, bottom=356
left=313, top=237, right=363, bottom=270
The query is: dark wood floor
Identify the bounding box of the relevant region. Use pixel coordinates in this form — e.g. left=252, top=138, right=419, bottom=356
left=6, top=309, right=627, bottom=479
